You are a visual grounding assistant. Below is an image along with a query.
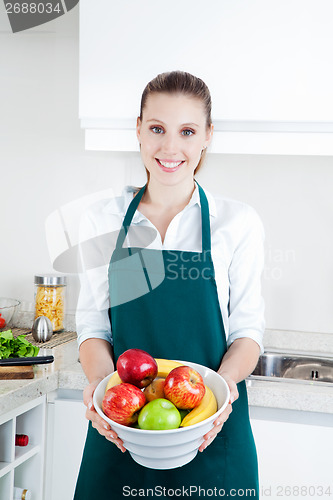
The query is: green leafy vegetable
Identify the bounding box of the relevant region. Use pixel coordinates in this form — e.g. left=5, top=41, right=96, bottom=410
left=0, top=330, right=39, bottom=359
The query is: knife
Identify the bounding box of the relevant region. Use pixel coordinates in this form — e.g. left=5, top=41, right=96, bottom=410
left=0, top=355, right=54, bottom=366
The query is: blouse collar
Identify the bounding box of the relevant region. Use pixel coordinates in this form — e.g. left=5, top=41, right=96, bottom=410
left=102, top=182, right=217, bottom=221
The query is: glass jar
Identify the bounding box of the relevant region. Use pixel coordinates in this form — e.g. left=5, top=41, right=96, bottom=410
left=34, top=275, right=67, bottom=332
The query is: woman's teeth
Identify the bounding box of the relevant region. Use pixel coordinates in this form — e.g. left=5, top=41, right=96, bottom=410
left=158, top=160, right=183, bottom=169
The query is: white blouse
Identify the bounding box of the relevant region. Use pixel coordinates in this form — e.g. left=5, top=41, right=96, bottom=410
left=76, top=184, right=265, bottom=353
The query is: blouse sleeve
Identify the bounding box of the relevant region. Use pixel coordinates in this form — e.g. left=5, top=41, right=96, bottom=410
left=75, top=209, right=113, bottom=347
left=227, top=206, right=265, bottom=354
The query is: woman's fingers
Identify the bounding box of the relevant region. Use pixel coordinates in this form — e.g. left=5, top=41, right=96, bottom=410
left=105, top=432, right=127, bottom=452
left=213, top=402, right=233, bottom=428
left=199, top=434, right=217, bottom=452
left=86, top=405, right=109, bottom=432
left=86, top=405, right=126, bottom=452
left=199, top=375, right=237, bottom=453
left=83, top=380, right=126, bottom=452
left=199, top=402, right=233, bottom=452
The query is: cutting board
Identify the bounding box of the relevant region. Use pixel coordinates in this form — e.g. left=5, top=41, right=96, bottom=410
left=0, top=365, right=34, bottom=379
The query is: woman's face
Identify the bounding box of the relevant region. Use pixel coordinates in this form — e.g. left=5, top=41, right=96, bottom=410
left=136, top=93, right=213, bottom=187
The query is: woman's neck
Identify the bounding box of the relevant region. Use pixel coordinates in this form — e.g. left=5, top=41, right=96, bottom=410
left=142, top=178, right=196, bottom=212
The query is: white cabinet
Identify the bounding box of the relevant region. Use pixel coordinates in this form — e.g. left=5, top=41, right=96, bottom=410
left=79, top=0, right=333, bottom=155
left=44, top=390, right=88, bottom=500
left=250, top=406, right=333, bottom=497
left=0, top=396, right=46, bottom=500
left=0, top=390, right=88, bottom=500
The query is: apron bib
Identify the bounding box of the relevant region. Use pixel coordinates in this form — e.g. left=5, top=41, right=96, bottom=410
left=74, top=183, right=259, bottom=499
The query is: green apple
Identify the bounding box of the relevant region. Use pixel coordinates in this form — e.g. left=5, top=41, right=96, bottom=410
left=138, top=398, right=181, bottom=430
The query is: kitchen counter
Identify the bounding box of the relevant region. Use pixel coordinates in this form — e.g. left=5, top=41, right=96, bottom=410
left=0, top=340, right=85, bottom=416
left=1, top=331, right=333, bottom=417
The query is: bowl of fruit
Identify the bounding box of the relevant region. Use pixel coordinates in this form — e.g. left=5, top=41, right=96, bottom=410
left=93, top=348, right=230, bottom=470
left=0, top=298, right=20, bottom=329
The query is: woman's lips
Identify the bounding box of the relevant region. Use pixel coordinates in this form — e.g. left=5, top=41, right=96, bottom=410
left=156, top=159, right=184, bottom=172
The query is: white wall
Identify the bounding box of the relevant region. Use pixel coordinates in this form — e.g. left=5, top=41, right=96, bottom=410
left=0, top=6, right=332, bottom=336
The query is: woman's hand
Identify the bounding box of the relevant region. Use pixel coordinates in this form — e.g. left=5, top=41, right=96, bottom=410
left=83, top=379, right=126, bottom=453
left=199, top=374, right=238, bottom=452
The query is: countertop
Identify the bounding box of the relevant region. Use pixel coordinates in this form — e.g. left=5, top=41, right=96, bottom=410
left=1, top=330, right=333, bottom=418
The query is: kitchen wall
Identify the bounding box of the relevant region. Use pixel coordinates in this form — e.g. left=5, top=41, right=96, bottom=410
left=0, top=6, right=332, bottom=336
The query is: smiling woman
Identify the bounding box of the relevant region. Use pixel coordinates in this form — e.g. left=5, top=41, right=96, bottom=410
left=74, top=70, right=265, bottom=500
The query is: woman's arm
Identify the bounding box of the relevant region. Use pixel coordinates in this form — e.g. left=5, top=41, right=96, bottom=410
left=218, top=337, right=260, bottom=390
left=79, top=338, right=114, bottom=383
left=80, top=339, right=126, bottom=452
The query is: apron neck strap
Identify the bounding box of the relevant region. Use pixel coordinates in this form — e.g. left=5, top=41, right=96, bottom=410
left=196, top=181, right=212, bottom=253
left=122, top=185, right=146, bottom=231
left=115, top=185, right=146, bottom=251
left=116, top=182, right=212, bottom=253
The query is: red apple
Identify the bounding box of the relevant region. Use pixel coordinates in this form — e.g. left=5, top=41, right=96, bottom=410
left=143, top=378, right=166, bottom=402
left=117, top=348, right=158, bottom=388
left=102, top=383, right=146, bottom=426
left=164, top=366, right=205, bottom=410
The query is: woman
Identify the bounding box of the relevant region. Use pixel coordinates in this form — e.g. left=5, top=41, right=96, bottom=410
left=74, top=71, right=265, bottom=499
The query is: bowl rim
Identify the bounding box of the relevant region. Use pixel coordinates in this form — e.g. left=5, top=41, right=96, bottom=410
left=93, top=360, right=230, bottom=435
left=0, top=298, right=21, bottom=310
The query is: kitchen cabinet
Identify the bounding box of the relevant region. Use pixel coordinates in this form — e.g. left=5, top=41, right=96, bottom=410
left=44, top=389, right=88, bottom=500
left=0, top=389, right=88, bottom=500
left=0, top=395, right=46, bottom=500
left=250, top=406, right=333, bottom=496
left=79, top=0, right=333, bottom=155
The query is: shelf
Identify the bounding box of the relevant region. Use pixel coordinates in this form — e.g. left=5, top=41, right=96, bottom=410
left=14, top=444, right=40, bottom=466
left=0, top=396, right=46, bottom=500
left=0, top=461, right=12, bottom=479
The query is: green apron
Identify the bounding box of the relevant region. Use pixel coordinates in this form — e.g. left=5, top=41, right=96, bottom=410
left=74, top=183, right=259, bottom=499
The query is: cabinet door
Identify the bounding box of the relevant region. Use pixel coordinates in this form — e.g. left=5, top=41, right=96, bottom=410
left=251, top=415, right=333, bottom=495
left=45, top=394, right=88, bottom=500
left=80, top=0, right=333, bottom=154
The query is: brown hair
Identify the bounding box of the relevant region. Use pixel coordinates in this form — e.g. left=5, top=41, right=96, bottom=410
left=139, top=71, right=212, bottom=176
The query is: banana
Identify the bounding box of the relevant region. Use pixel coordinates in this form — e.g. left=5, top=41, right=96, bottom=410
left=180, top=385, right=217, bottom=427
left=105, top=371, right=122, bottom=393
left=155, top=358, right=183, bottom=378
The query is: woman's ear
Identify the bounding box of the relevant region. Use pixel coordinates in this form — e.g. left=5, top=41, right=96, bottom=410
left=136, top=117, right=142, bottom=144
left=205, top=123, right=214, bottom=148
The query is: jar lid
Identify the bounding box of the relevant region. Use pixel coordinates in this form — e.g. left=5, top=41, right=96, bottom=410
left=34, top=274, right=67, bottom=286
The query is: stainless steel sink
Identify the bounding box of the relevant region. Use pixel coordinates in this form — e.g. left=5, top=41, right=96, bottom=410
left=249, top=351, right=333, bottom=384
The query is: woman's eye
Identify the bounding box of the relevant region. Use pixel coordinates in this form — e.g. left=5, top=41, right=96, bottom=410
left=182, top=129, right=194, bottom=136
left=151, top=126, right=164, bottom=134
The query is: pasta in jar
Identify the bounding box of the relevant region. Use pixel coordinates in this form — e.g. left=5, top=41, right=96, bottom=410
left=34, top=275, right=66, bottom=332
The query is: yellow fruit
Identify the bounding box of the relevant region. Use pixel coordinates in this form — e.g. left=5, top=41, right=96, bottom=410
left=180, top=385, right=217, bottom=427
left=105, top=371, right=122, bottom=393
left=155, top=359, right=183, bottom=378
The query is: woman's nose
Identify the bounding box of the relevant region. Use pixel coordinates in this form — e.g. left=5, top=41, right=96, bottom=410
left=161, top=133, right=179, bottom=154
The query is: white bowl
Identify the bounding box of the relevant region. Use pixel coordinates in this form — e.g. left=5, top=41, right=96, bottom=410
left=0, top=298, right=20, bottom=326
left=93, top=360, right=230, bottom=470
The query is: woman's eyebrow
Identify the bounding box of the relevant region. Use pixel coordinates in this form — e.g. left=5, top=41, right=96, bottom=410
left=146, top=119, right=199, bottom=127
left=146, top=119, right=165, bottom=124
